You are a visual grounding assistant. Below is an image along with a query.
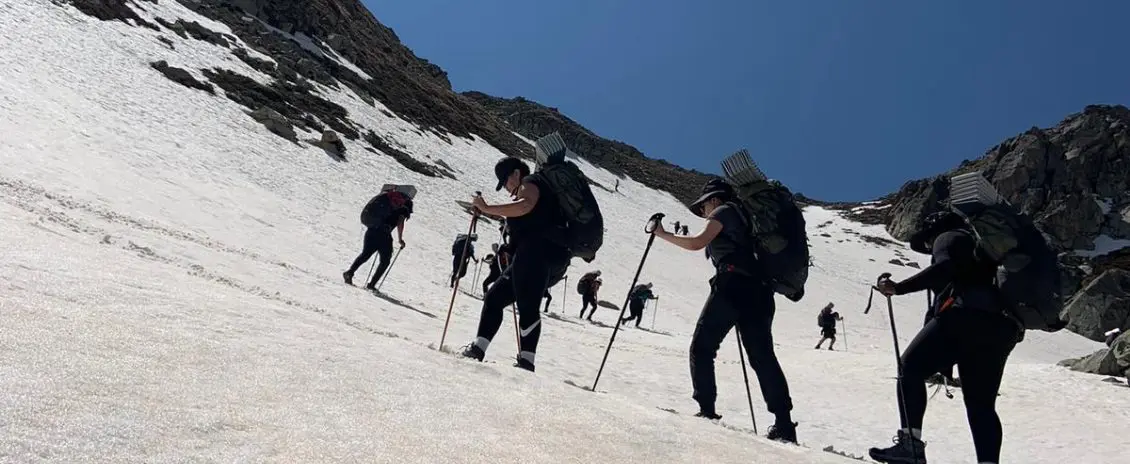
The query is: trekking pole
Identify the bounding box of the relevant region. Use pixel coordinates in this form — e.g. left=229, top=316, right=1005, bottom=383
left=735, top=330, right=759, bottom=434
left=591, top=212, right=665, bottom=391
left=877, top=274, right=921, bottom=461
left=439, top=192, right=481, bottom=350
left=651, top=297, right=658, bottom=330
left=562, top=275, right=568, bottom=313
left=841, top=318, right=848, bottom=351
left=374, top=247, right=404, bottom=292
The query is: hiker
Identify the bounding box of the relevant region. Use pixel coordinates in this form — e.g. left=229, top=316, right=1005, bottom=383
left=673, top=221, right=682, bottom=236
left=450, top=234, right=479, bottom=288
left=869, top=211, right=1022, bottom=464
left=343, top=186, right=412, bottom=290
left=577, top=271, right=603, bottom=320
left=460, top=157, right=572, bottom=372
left=614, top=178, right=620, bottom=192
left=482, top=244, right=509, bottom=295
left=814, top=303, right=842, bottom=350
left=653, top=178, right=797, bottom=443
left=681, top=224, right=689, bottom=236
left=620, top=282, right=657, bottom=327
left=542, top=288, right=553, bottom=313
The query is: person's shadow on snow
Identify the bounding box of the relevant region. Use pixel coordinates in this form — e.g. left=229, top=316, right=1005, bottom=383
left=373, top=292, right=436, bottom=319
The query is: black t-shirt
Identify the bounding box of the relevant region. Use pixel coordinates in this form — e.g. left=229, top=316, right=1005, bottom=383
left=705, top=204, right=757, bottom=274
left=505, top=176, right=567, bottom=249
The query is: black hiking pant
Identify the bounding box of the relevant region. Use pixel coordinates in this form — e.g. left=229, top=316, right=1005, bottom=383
left=346, top=226, right=393, bottom=287
left=816, top=327, right=837, bottom=349
left=621, top=299, right=645, bottom=326
left=482, top=264, right=502, bottom=295
left=543, top=290, right=552, bottom=312
left=690, top=272, right=793, bottom=419
left=896, top=306, right=1019, bottom=463
left=451, top=256, right=472, bottom=287
left=473, top=243, right=569, bottom=363
left=580, top=291, right=597, bottom=319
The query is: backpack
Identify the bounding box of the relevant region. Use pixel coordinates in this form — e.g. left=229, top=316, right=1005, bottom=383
left=577, top=272, right=599, bottom=294
left=719, top=149, right=810, bottom=302
left=727, top=180, right=810, bottom=302
left=950, top=199, right=1064, bottom=332
left=533, top=157, right=604, bottom=263
left=361, top=191, right=409, bottom=227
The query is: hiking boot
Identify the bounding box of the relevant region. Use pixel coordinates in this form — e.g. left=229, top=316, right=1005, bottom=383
left=767, top=421, right=798, bottom=444
left=869, top=430, right=927, bottom=464
left=343, top=271, right=354, bottom=285
left=828, top=347, right=835, bottom=351
left=460, top=344, right=485, bottom=361
left=693, top=410, right=722, bottom=420
left=513, top=356, right=535, bottom=372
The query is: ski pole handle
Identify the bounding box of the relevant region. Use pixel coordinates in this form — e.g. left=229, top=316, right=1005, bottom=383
left=644, top=213, right=666, bottom=234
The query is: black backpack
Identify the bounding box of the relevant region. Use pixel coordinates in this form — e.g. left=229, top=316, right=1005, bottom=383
left=720, top=150, right=810, bottom=302
left=533, top=157, right=604, bottom=263
left=576, top=272, right=599, bottom=294
left=452, top=234, right=476, bottom=257
left=948, top=175, right=1064, bottom=331
left=361, top=190, right=410, bottom=227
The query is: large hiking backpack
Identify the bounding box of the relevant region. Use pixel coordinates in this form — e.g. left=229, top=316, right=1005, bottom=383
left=452, top=234, right=477, bottom=257
left=948, top=173, right=1064, bottom=331
left=361, top=185, right=414, bottom=227
left=720, top=150, right=810, bottom=302
left=532, top=133, right=604, bottom=262
left=577, top=272, right=600, bottom=294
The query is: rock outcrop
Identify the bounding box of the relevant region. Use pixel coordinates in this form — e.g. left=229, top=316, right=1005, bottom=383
left=1063, top=269, right=1130, bottom=342
left=1059, top=330, right=1130, bottom=377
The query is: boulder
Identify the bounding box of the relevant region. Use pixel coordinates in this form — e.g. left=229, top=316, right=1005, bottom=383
left=886, top=177, right=948, bottom=241
left=1059, top=331, right=1130, bottom=376
left=1063, top=269, right=1130, bottom=341
left=248, top=107, right=297, bottom=142
left=149, top=61, right=214, bottom=94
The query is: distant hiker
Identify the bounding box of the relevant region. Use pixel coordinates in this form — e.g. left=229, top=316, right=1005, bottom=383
left=577, top=271, right=602, bottom=320
left=459, top=157, right=575, bottom=372
left=673, top=221, right=682, bottom=236
left=620, top=282, right=657, bottom=327
left=542, top=288, right=553, bottom=313
left=654, top=178, right=798, bottom=443
left=482, top=244, right=510, bottom=294
left=870, top=211, right=1024, bottom=464
left=1105, top=328, right=1122, bottom=347
left=614, top=178, right=620, bottom=192
left=450, top=233, right=479, bottom=288
left=343, top=186, right=413, bottom=290
left=814, top=303, right=842, bottom=350
left=681, top=224, right=689, bottom=236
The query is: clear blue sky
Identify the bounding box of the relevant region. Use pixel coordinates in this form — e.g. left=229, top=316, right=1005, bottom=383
left=362, top=0, right=1130, bottom=201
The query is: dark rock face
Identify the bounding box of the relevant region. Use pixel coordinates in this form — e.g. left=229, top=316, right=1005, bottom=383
left=1063, top=269, right=1130, bottom=342
left=462, top=92, right=715, bottom=206
left=67, top=0, right=159, bottom=30
left=150, top=61, right=214, bottom=94
left=180, top=0, right=532, bottom=161
left=363, top=131, right=451, bottom=179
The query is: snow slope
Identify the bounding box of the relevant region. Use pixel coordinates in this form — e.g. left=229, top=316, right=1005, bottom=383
left=1, top=1, right=1125, bottom=463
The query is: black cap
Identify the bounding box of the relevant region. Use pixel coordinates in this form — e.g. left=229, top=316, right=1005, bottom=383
left=909, top=210, right=965, bottom=254
left=690, top=178, right=735, bottom=217
left=494, top=157, right=528, bottom=191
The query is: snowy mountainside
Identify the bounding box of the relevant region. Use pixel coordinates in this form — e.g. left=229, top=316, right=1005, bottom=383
left=1, top=1, right=1126, bottom=463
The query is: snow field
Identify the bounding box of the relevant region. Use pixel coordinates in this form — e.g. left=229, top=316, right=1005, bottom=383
left=1, top=1, right=1125, bottom=463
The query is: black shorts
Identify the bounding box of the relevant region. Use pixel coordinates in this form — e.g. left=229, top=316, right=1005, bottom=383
left=821, top=327, right=836, bottom=338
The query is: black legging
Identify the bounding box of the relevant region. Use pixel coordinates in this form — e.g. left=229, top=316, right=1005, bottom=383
left=451, top=256, right=472, bottom=287
left=621, top=299, right=645, bottom=326
left=896, top=307, right=1019, bottom=463
left=580, top=291, right=597, bottom=318
left=482, top=262, right=503, bottom=295
left=473, top=243, right=568, bottom=361
left=346, top=226, right=393, bottom=287
left=690, top=272, right=793, bottom=418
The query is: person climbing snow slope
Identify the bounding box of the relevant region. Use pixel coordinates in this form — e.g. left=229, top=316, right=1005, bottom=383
left=653, top=178, right=798, bottom=444
left=450, top=233, right=479, bottom=288
left=620, top=282, right=656, bottom=327
left=815, top=303, right=842, bottom=350
left=577, top=271, right=602, bottom=320
left=343, top=186, right=412, bottom=290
